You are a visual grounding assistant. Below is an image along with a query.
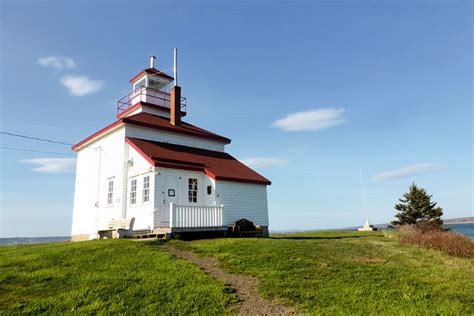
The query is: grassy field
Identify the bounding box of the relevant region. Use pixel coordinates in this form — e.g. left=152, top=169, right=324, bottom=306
left=1, top=231, right=473, bottom=314
left=0, top=240, right=237, bottom=314
left=171, top=231, right=474, bottom=314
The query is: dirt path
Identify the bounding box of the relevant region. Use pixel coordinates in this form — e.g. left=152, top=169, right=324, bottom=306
left=162, top=245, right=295, bottom=315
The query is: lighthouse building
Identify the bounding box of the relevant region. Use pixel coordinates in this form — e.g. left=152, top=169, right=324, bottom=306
left=70, top=54, right=271, bottom=241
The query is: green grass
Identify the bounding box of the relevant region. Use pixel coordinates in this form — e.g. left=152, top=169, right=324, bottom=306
left=2, top=232, right=473, bottom=314
left=0, top=239, right=238, bottom=314
left=171, top=231, right=474, bottom=314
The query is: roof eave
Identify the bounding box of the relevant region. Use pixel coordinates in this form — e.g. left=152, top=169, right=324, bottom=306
left=214, top=175, right=271, bottom=186
left=125, top=137, right=156, bottom=166
left=122, top=118, right=231, bottom=145
left=125, top=137, right=270, bottom=185
left=129, top=68, right=174, bottom=83
left=71, top=120, right=123, bottom=152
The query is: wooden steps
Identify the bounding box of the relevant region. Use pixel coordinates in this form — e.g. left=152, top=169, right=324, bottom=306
left=130, top=231, right=168, bottom=241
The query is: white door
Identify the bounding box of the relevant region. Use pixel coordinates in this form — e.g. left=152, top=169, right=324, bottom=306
left=155, top=173, right=179, bottom=227
left=164, top=174, right=179, bottom=205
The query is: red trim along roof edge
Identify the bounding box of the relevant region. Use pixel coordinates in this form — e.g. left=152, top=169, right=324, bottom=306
left=125, top=137, right=156, bottom=166
left=204, top=168, right=216, bottom=180
left=71, top=120, right=123, bottom=151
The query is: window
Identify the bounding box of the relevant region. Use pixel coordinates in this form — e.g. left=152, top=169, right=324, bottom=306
left=148, top=78, right=162, bottom=90
left=207, top=185, right=212, bottom=195
left=188, top=178, right=198, bottom=203
left=143, top=175, right=150, bottom=203
left=130, top=179, right=137, bottom=205
left=168, top=189, right=175, bottom=197
left=107, top=180, right=114, bottom=206
left=134, top=78, right=146, bottom=93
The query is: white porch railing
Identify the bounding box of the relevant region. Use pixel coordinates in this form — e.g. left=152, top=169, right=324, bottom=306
left=170, top=203, right=223, bottom=228
left=153, top=203, right=224, bottom=229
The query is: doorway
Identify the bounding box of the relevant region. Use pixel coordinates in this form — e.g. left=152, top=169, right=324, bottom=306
left=155, top=173, right=179, bottom=228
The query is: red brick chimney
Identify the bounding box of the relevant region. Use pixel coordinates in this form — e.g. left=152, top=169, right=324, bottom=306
left=170, top=85, right=181, bottom=126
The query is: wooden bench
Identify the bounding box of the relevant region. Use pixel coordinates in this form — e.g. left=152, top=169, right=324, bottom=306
left=98, top=218, right=135, bottom=239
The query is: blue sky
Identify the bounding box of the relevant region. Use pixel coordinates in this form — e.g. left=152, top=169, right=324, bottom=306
left=1, top=0, right=472, bottom=237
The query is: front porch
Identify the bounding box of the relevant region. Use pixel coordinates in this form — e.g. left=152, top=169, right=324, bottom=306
left=153, top=203, right=227, bottom=233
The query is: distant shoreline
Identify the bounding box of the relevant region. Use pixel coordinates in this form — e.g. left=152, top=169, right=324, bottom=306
left=272, top=221, right=474, bottom=234
left=2, top=218, right=472, bottom=244
left=445, top=221, right=474, bottom=224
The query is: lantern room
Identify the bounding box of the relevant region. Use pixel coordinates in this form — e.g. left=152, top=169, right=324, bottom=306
left=117, top=55, right=187, bottom=119
left=130, top=57, right=174, bottom=94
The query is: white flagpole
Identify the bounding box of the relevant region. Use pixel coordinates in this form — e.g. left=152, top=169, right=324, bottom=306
left=359, top=168, right=369, bottom=225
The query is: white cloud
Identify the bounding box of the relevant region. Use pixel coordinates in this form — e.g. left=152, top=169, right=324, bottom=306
left=272, top=108, right=346, bottom=132
left=22, top=158, right=76, bottom=173
left=372, top=163, right=441, bottom=182
left=240, top=158, right=287, bottom=169
left=60, top=75, right=104, bottom=96
left=38, top=56, right=76, bottom=70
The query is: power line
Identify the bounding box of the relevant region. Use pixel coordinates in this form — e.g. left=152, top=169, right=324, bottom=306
left=0, top=132, right=74, bottom=146
left=1, top=146, right=75, bottom=156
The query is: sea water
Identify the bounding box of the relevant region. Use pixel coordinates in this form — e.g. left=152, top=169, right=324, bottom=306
left=444, top=223, right=474, bottom=239
left=0, top=236, right=70, bottom=246
left=1, top=223, right=473, bottom=245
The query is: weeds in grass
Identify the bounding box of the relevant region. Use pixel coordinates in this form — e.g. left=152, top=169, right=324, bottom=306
left=399, top=225, right=474, bottom=258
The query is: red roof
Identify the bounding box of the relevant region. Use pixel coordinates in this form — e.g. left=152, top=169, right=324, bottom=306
left=126, top=137, right=271, bottom=185
left=130, top=68, right=174, bottom=83
left=72, top=113, right=231, bottom=151
left=122, top=112, right=231, bottom=144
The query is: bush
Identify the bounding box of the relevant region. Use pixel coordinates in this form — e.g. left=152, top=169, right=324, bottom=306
left=414, top=220, right=445, bottom=232
left=399, top=225, right=474, bottom=258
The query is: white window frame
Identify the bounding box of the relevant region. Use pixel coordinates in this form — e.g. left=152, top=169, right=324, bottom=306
left=107, top=179, right=114, bottom=206
left=130, top=178, right=137, bottom=205
left=143, top=175, right=150, bottom=203
left=188, top=178, right=198, bottom=203
left=133, top=77, right=147, bottom=93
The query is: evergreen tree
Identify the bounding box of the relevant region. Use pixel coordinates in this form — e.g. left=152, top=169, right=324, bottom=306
left=392, top=183, right=443, bottom=226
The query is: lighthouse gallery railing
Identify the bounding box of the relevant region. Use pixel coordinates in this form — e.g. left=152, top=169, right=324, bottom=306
left=117, top=86, right=187, bottom=116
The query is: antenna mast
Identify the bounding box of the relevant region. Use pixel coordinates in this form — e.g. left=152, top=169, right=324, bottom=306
left=173, top=48, right=178, bottom=87
left=359, top=168, right=370, bottom=224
